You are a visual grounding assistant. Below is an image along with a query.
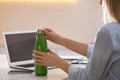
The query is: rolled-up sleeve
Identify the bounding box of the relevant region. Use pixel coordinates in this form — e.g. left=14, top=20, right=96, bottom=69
left=68, top=65, right=88, bottom=80
left=87, top=44, right=94, bottom=59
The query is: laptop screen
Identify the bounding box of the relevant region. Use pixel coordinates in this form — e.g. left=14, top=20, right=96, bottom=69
left=5, top=32, right=36, bottom=62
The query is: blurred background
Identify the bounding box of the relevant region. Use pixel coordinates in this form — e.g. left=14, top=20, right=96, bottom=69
left=0, top=0, right=103, bottom=54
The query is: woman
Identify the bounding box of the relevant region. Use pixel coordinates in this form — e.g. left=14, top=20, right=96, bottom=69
left=33, top=0, right=120, bottom=80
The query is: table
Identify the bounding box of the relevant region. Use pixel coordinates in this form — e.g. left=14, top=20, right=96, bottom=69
left=0, top=54, right=68, bottom=80
left=0, top=68, right=68, bottom=80
left=0, top=54, right=86, bottom=80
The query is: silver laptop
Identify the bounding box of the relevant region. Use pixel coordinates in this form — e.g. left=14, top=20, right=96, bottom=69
left=2, top=30, right=37, bottom=71
left=49, top=46, right=85, bottom=60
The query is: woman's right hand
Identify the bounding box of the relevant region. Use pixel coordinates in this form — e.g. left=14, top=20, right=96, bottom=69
left=43, top=28, right=64, bottom=45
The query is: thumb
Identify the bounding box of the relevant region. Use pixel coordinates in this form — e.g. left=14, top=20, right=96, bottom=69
left=44, top=29, right=49, bottom=35
left=48, top=49, right=58, bottom=56
left=48, top=49, right=54, bottom=54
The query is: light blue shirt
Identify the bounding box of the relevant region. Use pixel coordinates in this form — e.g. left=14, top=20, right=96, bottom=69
left=68, top=22, right=120, bottom=80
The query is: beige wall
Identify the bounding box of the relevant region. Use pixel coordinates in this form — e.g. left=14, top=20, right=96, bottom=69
left=0, top=0, right=103, bottom=45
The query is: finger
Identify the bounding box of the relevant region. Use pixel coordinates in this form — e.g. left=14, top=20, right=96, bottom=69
left=45, top=36, right=50, bottom=40
left=35, top=62, right=45, bottom=66
left=33, top=58, right=43, bottom=63
left=32, top=54, right=44, bottom=60
left=48, top=49, right=54, bottom=54
left=33, top=50, right=45, bottom=56
left=33, top=58, right=46, bottom=66
left=43, top=28, right=52, bottom=32
left=48, top=49, right=58, bottom=56
left=44, top=29, right=50, bottom=36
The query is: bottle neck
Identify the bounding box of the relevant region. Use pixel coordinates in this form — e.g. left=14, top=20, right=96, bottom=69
left=37, top=29, right=44, bottom=35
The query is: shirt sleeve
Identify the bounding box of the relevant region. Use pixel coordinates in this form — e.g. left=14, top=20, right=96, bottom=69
left=87, top=44, right=94, bottom=59
left=68, top=23, right=120, bottom=80
left=68, top=65, right=88, bottom=80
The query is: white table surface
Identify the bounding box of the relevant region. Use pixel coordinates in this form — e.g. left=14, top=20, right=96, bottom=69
left=0, top=53, right=86, bottom=80
left=0, top=54, right=68, bottom=80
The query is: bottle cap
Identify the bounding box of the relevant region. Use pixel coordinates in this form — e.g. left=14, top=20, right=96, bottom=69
left=37, top=29, right=44, bottom=35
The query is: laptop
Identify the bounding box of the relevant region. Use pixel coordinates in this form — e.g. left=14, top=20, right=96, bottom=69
left=2, top=30, right=85, bottom=71
left=2, top=30, right=37, bottom=71
left=49, top=46, right=85, bottom=60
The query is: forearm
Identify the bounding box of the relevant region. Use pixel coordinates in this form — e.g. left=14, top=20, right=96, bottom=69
left=60, top=37, right=88, bottom=56
left=56, top=59, right=70, bottom=73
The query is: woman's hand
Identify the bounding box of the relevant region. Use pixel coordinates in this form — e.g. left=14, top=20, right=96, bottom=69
left=33, top=49, right=70, bottom=73
left=43, top=28, right=64, bottom=45
left=33, top=49, right=62, bottom=66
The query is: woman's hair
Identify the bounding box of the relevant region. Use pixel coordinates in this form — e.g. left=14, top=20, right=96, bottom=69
left=105, top=0, right=120, bottom=23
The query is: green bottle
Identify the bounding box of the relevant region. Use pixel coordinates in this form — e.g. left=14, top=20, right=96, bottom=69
left=34, top=29, right=48, bottom=76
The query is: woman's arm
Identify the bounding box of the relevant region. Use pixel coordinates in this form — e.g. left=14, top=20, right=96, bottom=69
left=44, top=28, right=88, bottom=56
left=60, top=37, right=88, bottom=56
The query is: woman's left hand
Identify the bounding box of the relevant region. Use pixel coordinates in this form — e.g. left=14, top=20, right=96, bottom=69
left=33, top=49, right=70, bottom=73
left=33, top=49, right=64, bottom=67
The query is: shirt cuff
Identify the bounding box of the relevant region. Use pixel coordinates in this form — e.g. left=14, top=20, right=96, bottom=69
left=68, top=65, right=77, bottom=80
left=68, top=65, right=87, bottom=80
left=87, top=44, right=94, bottom=59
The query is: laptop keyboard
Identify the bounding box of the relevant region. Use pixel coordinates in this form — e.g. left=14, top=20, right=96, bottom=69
left=18, top=63, right=34, bottom=68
